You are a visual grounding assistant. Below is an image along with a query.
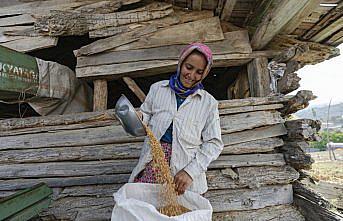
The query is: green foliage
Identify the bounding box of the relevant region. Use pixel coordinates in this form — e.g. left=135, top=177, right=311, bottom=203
left=310, top=131, right=343, bottom=150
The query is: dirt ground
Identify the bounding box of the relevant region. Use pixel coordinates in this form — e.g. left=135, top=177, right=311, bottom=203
left=308, top=149, right=343, bottom=184
left=306, top=149, right=343, bottom=210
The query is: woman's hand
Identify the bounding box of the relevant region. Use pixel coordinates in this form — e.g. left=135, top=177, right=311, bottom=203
left=174, top=170, right=193, bottom=195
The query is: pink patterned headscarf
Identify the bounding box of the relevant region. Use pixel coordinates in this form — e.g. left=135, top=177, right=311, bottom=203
left=177, top=43, right=213, bottom=80
left=169, top=43, right=213, bottom=98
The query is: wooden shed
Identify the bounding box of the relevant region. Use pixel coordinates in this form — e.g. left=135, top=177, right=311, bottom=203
left=0, top=0, right=342, bottom=220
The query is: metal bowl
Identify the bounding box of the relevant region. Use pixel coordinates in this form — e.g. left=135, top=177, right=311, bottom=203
left=114, top=94, right=147, bottom=137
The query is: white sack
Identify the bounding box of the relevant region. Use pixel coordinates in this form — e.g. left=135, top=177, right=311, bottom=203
left=111, top=183, right=212, bottom=221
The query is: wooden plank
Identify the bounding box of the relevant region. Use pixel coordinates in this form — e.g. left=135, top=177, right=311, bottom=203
left=247, top=57, right=271, bottom=97
left=0, top=160, right=138, bottom=178
left=80, top=15, right=224, bottom=55
left=205, top=184, right=293, bottom=212
left=310, top=15, right=343, bottom=42
left=0, top=174, right=130, bottom=191
left=35, top=3, right=173, bottom=36
left=267, top=35, right=339, bottom=65
left=293, top=181, right=343, bottom=221
left=210, top=153, right=285, bottom=168
left=0, top=121, right=119, bottom=138
left=305, top=180, right=343, bottom=210
left=1, top=36, right=58, bottom=52
left=0, top=143, right=142, bottom=164
left=213, top=204, right=304, bottom=221
left=220, top=110, right=284, bottom=134
left=218, top=95, right=287, bottom=109
left=0, top=153, right=285, bottom=179
left=0, top=109, right=118, bottom=132
left=77, top=30, right=252, bottom=67
left=222, top=137, right=284, bottom=154
left=220, top=0, right=237, bottom=21
left=0, top=14, right=35, bottom=27
left=0, top=119, right=117, bottom=137
left=0, top=183, right=52, bottom=220
left=302, top=2, right=343, bottom=40
left=111, top=17, right=224, bottom=51
left=0, top=0, right=141, bottom=17
left=0, top=165, right=297, bottom=192
left=250, top=0, right=309, bottom=49
left=0, top=0, right=95, bottom=17
left=219, top=103, right=283, bottom=115
left=281, top=0, right=320, bottom=34
left=5, top=198, right=51, bottom=221
left=221, top=124, right=287, bottom=146
left=40, top=196, right=114, bottom=221
left=28, top=186, right=294, bottom=220
left=93, top=79, right=107, bottom=111
left=325, top=29, right=343, bottom=45
left=75, top=51, right=280, bottom=80
left=122, top=77, right=146, bottom=103
left=74, top=25, right=158, bottom=57
left=0, top=136, right=285, bottom=164
left=89, top=9, right=214, bottom=38
left=0, top=125, right=143, bottom=151
left=0, top=26, right=32, bottom=43
left=192, top=0, right=202, bottom=10
left=207, top=165, right=298, bottom=190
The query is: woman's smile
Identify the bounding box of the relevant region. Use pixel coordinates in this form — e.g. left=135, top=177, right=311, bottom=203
left=180, top=52, right=207, bottom=88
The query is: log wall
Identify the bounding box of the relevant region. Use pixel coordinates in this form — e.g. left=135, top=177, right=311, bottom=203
left=0, top=97, right=305, bottom=220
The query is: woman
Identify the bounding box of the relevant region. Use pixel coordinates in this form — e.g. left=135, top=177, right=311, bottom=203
left=129, top=43, right=223, bottom=195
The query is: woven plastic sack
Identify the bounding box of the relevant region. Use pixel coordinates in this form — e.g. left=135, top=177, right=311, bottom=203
left=111, top=183, right=212, bottom=221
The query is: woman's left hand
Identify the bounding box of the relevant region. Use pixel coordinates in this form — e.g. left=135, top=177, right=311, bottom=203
left=174, top=170, right=193, bottom=195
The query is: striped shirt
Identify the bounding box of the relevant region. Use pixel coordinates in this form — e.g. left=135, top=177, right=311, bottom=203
left=129, top=80, right=223, bottom=194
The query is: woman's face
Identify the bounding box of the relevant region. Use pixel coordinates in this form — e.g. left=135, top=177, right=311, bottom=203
left=180, top=52, right=207, bottom=88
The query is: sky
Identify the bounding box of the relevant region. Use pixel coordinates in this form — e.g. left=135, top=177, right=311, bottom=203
left=290, top=44, right=343, bottom=107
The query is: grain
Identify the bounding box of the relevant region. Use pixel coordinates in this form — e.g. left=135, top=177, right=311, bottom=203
left=145, top=125, right=191, bottom=216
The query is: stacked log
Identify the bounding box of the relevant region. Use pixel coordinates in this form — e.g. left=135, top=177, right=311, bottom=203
left=293, top=180, right=343, bottom=221
left=280, top=119, right=321, bottom=170
left=0, top=96, right=304, bottom=220
left=278, top=90, right=343, bottom=220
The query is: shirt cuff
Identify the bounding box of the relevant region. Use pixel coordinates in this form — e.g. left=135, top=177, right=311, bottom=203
left=183, top=159, right=204, bottom=180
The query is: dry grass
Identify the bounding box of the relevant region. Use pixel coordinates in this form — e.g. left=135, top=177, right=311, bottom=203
left=307, top=149, right=343, bottom=184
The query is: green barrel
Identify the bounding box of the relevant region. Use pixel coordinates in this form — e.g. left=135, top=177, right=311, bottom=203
left=0, top=45, right=39, bottom=101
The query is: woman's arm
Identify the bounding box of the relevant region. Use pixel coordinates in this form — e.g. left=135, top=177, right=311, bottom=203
left=183, top=101, right=224, bottom=180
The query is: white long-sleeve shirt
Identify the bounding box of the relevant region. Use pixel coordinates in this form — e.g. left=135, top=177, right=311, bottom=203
left=129, top=80, right=223, bottom=194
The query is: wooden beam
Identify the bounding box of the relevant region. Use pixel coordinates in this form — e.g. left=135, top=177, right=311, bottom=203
left=111, top=17, right=224, bottom=51
left=77, top=30, right=252, bottom=67
left=192, top=0, right=202, bottom=10
left=93, top=80, right=107, bottom=112
left=122, top=77, right=146, bottom=103
left=220, top=0, right=237, bottom=21
left=302, top=2, right=343, bottom=40
left=325, top=30, right=343, bottom=46
left=0, top=14, right=35, bottom=27
left=250, top=0, right=308, bottom=50
left=76, top=51, right=280, bottom=80
left=281, top=0, right=320, bottom=34
left=89, top=9, right=214, bottom=38
left=1, top=36, right=58, bottom=53
left=205, top=184, right=293, bottom=212
left=247, top=57, right=271, bottom=97
left=220, top=110, right=283, bottom=134
left=310, top=15, right=343, bottom=42
left=34, top=2, right=173, bottom=37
